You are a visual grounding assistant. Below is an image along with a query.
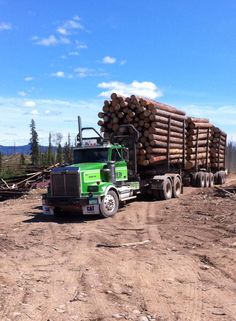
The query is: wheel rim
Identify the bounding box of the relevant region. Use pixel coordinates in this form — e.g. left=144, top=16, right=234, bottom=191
left=103, top=194, right=116, bottom=213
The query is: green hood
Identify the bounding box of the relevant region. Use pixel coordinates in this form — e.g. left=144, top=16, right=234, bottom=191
left=71, top=162, right=106, bottom=171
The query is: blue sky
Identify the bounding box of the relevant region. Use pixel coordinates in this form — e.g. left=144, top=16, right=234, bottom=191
left=0, top=0, right=236, bottom=145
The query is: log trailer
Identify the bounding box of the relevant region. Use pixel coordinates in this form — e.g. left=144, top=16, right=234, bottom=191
left=42, top=113, right=227, bottom=218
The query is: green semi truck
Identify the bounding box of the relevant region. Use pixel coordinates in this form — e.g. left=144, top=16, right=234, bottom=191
left=42, top=116, right=183, bottom=217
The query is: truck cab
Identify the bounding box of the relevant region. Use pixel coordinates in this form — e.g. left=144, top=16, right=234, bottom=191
left=43, top=118, right=140, bottom=217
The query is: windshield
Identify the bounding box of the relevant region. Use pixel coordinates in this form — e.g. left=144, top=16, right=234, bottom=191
left=73, top=148, right=109, bottom=163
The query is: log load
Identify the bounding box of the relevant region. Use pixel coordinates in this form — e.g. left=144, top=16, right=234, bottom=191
left=185, top=117, right=213, bottom=170
left=98, top=93, right=186, bottom=167
left=210, top=127, right=227, bottom=169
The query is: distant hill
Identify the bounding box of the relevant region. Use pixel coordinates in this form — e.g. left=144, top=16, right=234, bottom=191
left=0, top=144, right=56, bottom=155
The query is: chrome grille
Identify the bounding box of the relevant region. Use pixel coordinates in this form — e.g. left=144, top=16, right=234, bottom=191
left=51, top=168, right=80, bottom=197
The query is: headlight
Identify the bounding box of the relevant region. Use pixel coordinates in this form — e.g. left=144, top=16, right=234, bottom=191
left=87, top=185, right=99, bottom=192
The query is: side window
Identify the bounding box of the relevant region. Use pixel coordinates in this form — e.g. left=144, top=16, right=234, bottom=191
left=111, top=149, right=122, bottom=161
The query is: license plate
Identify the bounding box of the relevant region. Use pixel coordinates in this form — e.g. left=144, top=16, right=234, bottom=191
left=82, top=205, right=100, bottom=215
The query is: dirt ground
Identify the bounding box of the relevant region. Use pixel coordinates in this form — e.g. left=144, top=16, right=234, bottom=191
left=0, top=176, right=236, bottom=321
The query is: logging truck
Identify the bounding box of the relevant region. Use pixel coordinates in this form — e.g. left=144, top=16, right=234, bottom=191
left=42, top=94, right=227, bottom=218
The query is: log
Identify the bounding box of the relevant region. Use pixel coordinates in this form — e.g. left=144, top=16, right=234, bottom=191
left=149, top=115, right=184, bottom=128
left=150, top=108, right=186, bottom=121
left=148, top=127, right=185, bottom=138
left=189, top=122, right=213, bottom=129
left=150, top=122, right=185, bottom=134
left=187, top=128, right=212, bottom=135
left=187, top=133, right=209, bottom=141
left=146, top=147, right=184, bottom=154
left=148, top=134, right=183, bottom=144
left=187, top=117, right=209, bottom=123
left=150, top=140, right=184, bottom=148
left=188, top=152, right=209, bottom=160
left=139, top=98, right=186, bottom=116
left=187, top=147, right=208, bottom=154
left=187, top=140, right=208, bottom=147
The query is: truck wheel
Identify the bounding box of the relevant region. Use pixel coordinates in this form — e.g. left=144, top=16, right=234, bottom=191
left=190, top=172, right=198, bottom=187
left=214, top=172, right=219, bottom=185
left=100, top=190, right=119, bottom=218
left=196, top=172, right=205, bottom=188
left=205, top=173, right=210, bottom=188
left=172, top=177, right=182, bottom=198
left=218, top=171, right=225, bottom=185
left=159, top=178, right=172, bottom=200
left=209, top=173, right=214, bottom=187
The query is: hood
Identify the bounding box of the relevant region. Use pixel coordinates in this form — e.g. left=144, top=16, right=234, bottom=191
left=71, top=162, right=107, bottom=171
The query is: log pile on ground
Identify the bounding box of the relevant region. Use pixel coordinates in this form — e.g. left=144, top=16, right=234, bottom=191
left=98, top=93, right=186, bottom=167
left=185, top=117, right=213, bottom=170
left=211, top=127, right=227, bottom=169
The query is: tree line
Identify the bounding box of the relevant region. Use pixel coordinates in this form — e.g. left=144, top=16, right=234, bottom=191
left=0, top=119, right=235, bottom=179
left=29, top=119, right=74, bottom=166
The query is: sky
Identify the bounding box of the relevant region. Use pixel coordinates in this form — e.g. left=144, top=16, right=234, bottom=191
left=0, top=0, right=236, bottom=146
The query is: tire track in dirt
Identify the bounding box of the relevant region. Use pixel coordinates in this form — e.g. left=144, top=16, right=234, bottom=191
left=136, top=200, right=203, bottom=321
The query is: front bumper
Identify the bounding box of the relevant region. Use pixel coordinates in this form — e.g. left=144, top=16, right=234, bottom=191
left=42, top=194, right=101, bottom=215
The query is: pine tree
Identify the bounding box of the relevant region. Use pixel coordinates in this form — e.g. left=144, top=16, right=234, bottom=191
left=29, top=119, right=39, bottom=166
left=20, top=153, right=25, bottom=166
left=64, top=133, right=73, bottom=164
left=47, top=132, right=54, bottom=165
left=56, top=143, right=63, bottom=164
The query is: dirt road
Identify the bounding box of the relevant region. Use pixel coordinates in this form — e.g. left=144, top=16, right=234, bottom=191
left=0, top=178, right=236, bottom=321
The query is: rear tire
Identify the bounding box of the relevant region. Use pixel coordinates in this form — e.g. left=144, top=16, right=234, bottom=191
left=100, top=190, right=119, bottom=218
left=209, top=173, right=214, bottom=187
left=190, top=172, right=198, bottom=187
left=196, top=172, right=205, bottom=188
left=205, top=173, right=210, bottom=188
left=214, top=172, right=219, bottom=185
left=172, top=177, right=182, bottom=198
left=218, top=171, right=226, bottom=185
left=159, top=178, right=172, bottom=200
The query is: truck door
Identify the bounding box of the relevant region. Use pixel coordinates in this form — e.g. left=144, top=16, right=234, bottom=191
left=111, top=148, right=128, bottom=181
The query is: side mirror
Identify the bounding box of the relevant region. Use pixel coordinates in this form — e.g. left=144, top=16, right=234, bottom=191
left=123, top=148, right=129, bottom=162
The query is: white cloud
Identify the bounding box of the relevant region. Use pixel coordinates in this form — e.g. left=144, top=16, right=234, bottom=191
left=23, top=100, right=36, bottom=108
left=74, top=67, right=108, bottom=78
left=120, top=59, right=127, bottom=65
left=98, top=80, right=163, bottom=99
left=60, top=37, right=71, bottom=44
left=57, top=27, right=68, bottom=35
left=18, top=91, right=27, bottom=97
left=34, top=35, right=58, bottom=46
left=75, top=41, right=88, bottom=49
left=0, top=96, right=103, bottom=145
left=33, top=16, right=86, bottom=48
left=31, top=109, right=39, bottom=115
left=24, top=76, right=34, bottom=82
left=102, top=56, right=116, bottom=64
left=51, top=71, right=65, bottom=78
left=68, top=51, right=80, bottom=56
left=0, top=22, right=12, bottom=31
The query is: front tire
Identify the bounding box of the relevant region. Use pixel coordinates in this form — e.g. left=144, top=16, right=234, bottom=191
left=100, top=190, right=119, bottom=218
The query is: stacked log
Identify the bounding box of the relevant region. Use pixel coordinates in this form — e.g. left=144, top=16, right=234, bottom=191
left=98, top=93, right=186, bottom=167
left=185, top=117, right=213, bottom=170
left=210, top=127, right=227, bottom=169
